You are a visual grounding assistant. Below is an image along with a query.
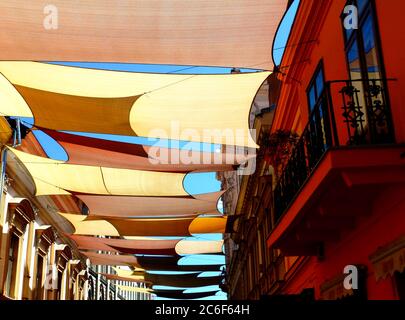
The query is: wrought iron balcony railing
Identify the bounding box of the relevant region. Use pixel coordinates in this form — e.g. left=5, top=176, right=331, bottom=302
left=273, top=78, right=395, bottom=224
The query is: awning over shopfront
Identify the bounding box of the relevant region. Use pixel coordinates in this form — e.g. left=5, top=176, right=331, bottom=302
left=0, top=62, right=270, bottom=147
left=0, top=1, right=287, bottom=69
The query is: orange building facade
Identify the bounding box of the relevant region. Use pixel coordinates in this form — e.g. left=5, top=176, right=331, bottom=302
left=266, top=0, right=405, bottom=300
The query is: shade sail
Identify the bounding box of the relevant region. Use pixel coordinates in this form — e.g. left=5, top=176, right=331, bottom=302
left=0, top=62, right=270, bottom=147
left=78, top=191, right=224, bottom=218
left=43, top=130, right=251, bottom=173
left=188, top=217, right=227, bottom=234
left=81, top=251, right=139, bottom=267
left=117, top=285, right=152, bottom=294
left=60, top=213, right=227, bottom=237
left=67, top=235, right=180, bottom=255
left=112, top=260, right=223, bottom=273
left=175, top=240, right=224, bottom=255
left=144, top=273, right=224, bottom=288
left=113, top=267, right=144, bottom=278
left=101, top=273, right=148, bottom=284
left=102, top=272, right=224, bottom=288
left=154, top=290, right=220, bottom=300
left=0, top=73, right=33, bottom=117
left=0, top=1, right=287, bottom=69
left=8, top=147, right=187, bottom=196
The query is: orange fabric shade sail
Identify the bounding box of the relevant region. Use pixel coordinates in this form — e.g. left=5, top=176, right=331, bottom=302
left=42, top=129, right=251, bottom=173
left=77, top=191, right=224, bottom=218
left=101, top=273, right=148, bottom=285
left=81, top=251, right=139, bottom=267
left=67, top=235, right=180, bottom=256
left=0, top=1, right=288, bottom=69
left=60, top=212, right=227, bottom=237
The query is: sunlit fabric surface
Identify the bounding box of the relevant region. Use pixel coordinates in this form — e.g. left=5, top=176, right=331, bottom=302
left=175, top=240, right=224, bottom=255
left=154, top=290, right=220, bottom=300
left=101, top=272, right=224, bottom=288
left=8, top=147, right=187, bottom=196
left=0, top=62, right=270, bottom=147
left=76, top=191, right=224, bottom=218
left=42, top=130, right=251, bottom=172
left=59, top=213, right=227, bottom=237
left=117, top=285, right=152, bottom=294
left=67, top=234, right=180, bottom=255
left=0, top=1, right=287, bottom=69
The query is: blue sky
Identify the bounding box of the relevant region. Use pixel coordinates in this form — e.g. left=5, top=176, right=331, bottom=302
left=19, top=0, right=299, bottom=300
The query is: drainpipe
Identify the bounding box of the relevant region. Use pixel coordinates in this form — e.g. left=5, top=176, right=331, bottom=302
left=0, top=118, right=22, bottom=214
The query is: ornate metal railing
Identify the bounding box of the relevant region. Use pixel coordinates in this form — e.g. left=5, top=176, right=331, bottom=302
left=273, top=78, right=394, bottom=223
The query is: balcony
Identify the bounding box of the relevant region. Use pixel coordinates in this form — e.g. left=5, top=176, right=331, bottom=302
left=268, top=78, right=405, bottom=255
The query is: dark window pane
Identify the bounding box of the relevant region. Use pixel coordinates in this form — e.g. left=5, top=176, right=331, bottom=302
left=316, top=69, right=325, bottom=96
left=347, top=40, right=362, bottom=79
left=357, top=0, right=369, bottom=15
left=308, top=86, right=316, bottom=111
left=361, top=13, right=381, bottom=78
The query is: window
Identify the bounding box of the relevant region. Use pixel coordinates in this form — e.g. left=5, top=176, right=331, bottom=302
left=307, top=64, right=325, bottom=113
left=394, top=271, right=405, bottom=300
left=342, top=0, right=394, bottom=144
left=4, top=233, right=20, bottom=298
left=35, top=253, right=45, bottom=299
left=344, top=0, right=382, bottom=80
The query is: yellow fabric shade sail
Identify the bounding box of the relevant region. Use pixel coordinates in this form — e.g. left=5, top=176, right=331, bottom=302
left=117, top=285, right=152, bottom=294
left=175, top=240, right=224, bottom=255
left=59, top=213, right=227, bottom=237
left=0, top=62, right=270, bottom=147
left=0, top=1, right=287, bottom=69
left=113, top=267, right=144, bottom=278
left=8, top=147, right=187, bottom=196
left=82, top=251, right=139, bottom=267
left=0, top=73, right=33, bottom=117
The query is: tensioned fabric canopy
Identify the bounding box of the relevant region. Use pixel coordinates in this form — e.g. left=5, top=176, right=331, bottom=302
left=175, top=240, right=224, bottom=255
left=117, top=285, right=152, bottom=294
left=60, top=213, right=227, bottom=237
left=68, top=235, right=223, bottom=256
left=8, top=147, right=187, bottom=196
left=0, top=62, right=270, bottom=147
left=81, top=251, right=139, bottom=267
left=0, top=61, right=270, bottom=148
left=144, top=273, right=224, bottom=288
left=101, top=273, right=148, bottom=284
left=0, top=1, right=287, bottom=69
left=153, top=290, right=220, bottom=300
left=76, top=191, right=224, bottom=218
left=42, top=129, right=251, bottom=173
left=111, top=260, right=223, bottom=273
left=101, top=271, right=224, bottom=288
left=67, top=235, right=180, bottom=256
